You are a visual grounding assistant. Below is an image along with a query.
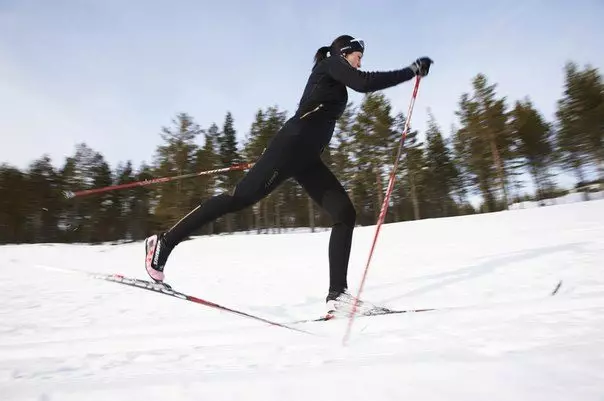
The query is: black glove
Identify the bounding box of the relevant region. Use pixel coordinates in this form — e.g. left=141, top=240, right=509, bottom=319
left=409, top=57, right=434, bottom=77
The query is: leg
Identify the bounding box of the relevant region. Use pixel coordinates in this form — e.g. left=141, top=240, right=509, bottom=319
left=144, top=143, right=296, bottom=282
left=143, top=119, right=321, bottom=282
left=163, top=147, right=292, bottom=249
left=294, top=160, right=356, bottom=297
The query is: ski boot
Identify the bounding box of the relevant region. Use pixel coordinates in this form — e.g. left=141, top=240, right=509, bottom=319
left=324, top=289, right=391, bottom=319
left=144, top=233, right=172, bottom=283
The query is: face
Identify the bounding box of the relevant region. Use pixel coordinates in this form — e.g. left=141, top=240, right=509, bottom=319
left=345, top=51, right=363, bottom=69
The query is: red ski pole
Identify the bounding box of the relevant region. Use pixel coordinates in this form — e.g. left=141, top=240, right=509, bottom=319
left=343, top=76, right=422, bottom=345
left=63, top=162, right=254, bottom=198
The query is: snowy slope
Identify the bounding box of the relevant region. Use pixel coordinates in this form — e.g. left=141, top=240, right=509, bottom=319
left=1, top=200, right=604, bottom=401
left=509, top=190, right=604, bottom=210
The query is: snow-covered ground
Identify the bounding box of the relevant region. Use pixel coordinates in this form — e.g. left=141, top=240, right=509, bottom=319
left=509, top=190, right=604, bottom=209
left=2, top=199, right=604, bottom=401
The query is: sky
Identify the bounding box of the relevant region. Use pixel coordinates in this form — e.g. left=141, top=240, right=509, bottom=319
left=1, top=0, right=603, bottom=193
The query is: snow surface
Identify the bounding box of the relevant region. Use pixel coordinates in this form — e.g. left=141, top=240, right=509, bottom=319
left=2, top=200, right=604, bottom=400
left=509, top=190, right=604, bottom=210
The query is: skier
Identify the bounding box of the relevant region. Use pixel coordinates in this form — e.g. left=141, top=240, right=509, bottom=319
left=144, top=35, right=433, bottom=317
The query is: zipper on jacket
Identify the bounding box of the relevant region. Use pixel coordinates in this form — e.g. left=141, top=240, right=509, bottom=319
left=300, top=104, right=323, bottom=119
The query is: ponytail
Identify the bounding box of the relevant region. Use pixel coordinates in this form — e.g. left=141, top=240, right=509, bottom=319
left=313, top=35, right=361, bottom=65
left=313, top=46, right=330, bottom=65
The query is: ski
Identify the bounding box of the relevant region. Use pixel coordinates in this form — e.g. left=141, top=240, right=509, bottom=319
left=290, top=307, right=437, bottom=324
left=293, top=279, right=563, bottom=325
left=37, top=264, right=563, bottom=334
left=92, top=273, right=315, bottom=335
left=35, top=265, right=314, bottom=335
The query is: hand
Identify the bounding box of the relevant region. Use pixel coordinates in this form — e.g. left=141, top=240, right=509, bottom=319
left=409, top=57, right=434, bottom=77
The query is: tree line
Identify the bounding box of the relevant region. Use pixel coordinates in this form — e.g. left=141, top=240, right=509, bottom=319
left=1, top=61, right=602, bottom=244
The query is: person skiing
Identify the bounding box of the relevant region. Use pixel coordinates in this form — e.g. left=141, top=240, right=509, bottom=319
left=144, top=35, right=433, bottom=317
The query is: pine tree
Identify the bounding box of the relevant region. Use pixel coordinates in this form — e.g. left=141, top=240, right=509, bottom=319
left=351, top=93, right=398, bottom=223
left=58, top=143, right=113, bottom=243
left=242, top=110, right=267, bottom=232
left=130, top=162, right=155, bottom=240
left=88, top=154, right=113, bottom=243
left=107, top=161, right=136, bottom=241
left=0, top=164, right=28, bottom=243
left=58, top=155, right=79, bottom=240
left=243, top=109, right=274, bottom=160
left=217, top=111, right=242, bottom=233
left=423, top=111, right=459, bottom=217
left=510, top=98, right=554, bottom=202
left=26, top=155, right=62, bottom=242
left=191, top=129, right=221, bottom=235
left=453, top=74, right=515, bottom=212
left=401, top=129, right=426, bottom=220
left=153, top=113, right=201, bottom=230
left=475, top=74, right=514, bottom=208
left=555, top=61, right=604, bottom=187
left=218, top=112, right=241, bottom=168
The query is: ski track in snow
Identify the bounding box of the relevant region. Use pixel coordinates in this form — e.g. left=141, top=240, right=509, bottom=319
left=1, top=200, right=604, bottom=400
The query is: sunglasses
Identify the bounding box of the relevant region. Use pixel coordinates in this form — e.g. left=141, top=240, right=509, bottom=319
left=351, top=38, right=365, bottom=49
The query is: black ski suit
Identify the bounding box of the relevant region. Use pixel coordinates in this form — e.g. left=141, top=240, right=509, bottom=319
left=163, top=54, right=416, bottom=296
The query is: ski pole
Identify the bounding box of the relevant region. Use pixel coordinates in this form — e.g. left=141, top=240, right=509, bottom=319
left=343, top=76, right=422, bottom=345
left=63, top=162, right=254, bottom=198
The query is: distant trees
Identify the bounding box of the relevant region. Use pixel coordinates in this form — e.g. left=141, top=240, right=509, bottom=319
left=1, top=59, right=601, bottom=244
left=555, top=62, right=604, bottom=186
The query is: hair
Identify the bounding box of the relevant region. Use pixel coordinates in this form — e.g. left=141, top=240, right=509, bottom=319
left=313, top=34, right=355, bottom=65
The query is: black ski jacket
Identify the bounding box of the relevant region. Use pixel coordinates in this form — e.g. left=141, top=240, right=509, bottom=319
left=280, top=54, right=416, bottom=154
left=296, top=54, right=415, bottom=121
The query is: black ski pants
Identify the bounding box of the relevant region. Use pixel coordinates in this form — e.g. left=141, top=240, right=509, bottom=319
left=163, top=120, right=356, bottom=295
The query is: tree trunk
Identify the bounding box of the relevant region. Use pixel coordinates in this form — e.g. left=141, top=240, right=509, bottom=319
left=573, top=163, right=589, bottom=201
left=263, top=199, right=269, bottom=234
left=489, top=136, right=509, bottom=209
left=247, top=206, right=255, bottom=233
left=255, top=203, right=262, bottom=234
left=275, top=192, right=281, bottom=234
left=530, top=165, right=543, bottom=204
left=308, top=195, right=315, bottom=233
left=225, top=214, right=233, bottom=234
left=409, top=173, right=420, bottom=220
left=478, top=176, right=495, bottom=212
left=375, top=164, right=384, bottom=217
left=393, top=193, right=400, bottom=221
left=598, top=150, right=604, bottom=192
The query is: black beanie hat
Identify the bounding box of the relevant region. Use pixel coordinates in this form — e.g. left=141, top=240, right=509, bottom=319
left=331, top=37, right=365, bottom=56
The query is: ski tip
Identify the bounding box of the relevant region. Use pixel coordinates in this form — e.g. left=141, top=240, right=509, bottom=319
left=551, top=280, right=563, bottom=296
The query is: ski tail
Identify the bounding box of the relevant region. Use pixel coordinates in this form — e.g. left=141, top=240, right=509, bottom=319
left=35, top=265, right=315, bottom=335
left=94, top=273, right=316, bottom=335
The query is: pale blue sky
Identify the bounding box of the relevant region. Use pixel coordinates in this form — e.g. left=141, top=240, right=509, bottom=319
left=1, top=0, right=603, bottom=193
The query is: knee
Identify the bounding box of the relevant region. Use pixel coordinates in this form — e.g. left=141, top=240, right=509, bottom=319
left=229, top=186, right=257, bottom=210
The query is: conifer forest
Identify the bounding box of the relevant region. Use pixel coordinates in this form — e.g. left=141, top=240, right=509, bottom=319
left=1, top=61, right=602, bottom=244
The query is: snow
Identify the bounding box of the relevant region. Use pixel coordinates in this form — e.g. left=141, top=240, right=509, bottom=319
left=509, top=190, right=604, bottom=210
left=2, top=199, right=604, bottom=400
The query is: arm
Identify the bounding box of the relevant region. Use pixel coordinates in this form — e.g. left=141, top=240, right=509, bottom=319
left=327, top=56, right=416, bottom=93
